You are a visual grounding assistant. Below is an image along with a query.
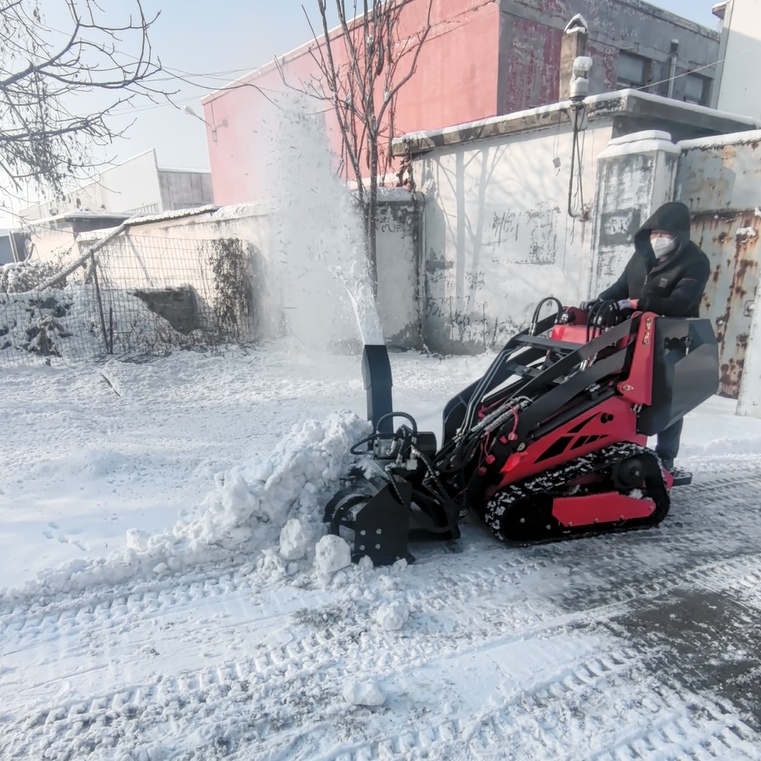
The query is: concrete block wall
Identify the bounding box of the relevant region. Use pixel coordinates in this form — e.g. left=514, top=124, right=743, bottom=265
left=375, top=190, right=424, bottom=349
left=588, top=131, right=680, bottom=298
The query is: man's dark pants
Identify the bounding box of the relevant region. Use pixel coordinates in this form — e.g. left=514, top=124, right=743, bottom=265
left=656, top=419, right=683, bottom=471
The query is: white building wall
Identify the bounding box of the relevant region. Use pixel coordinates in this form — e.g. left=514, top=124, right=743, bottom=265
left=414, top=121, right=612, bottom=353
left=20, top=151, right=164, bottom=220
left=20, top=151, right=214, bottom=221
left=716, top=0, right=761, bottom=121
left=86, top=150, right=164, bottom=214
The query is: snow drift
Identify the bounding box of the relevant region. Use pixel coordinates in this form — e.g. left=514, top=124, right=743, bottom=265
left=3, top=410, right=371, bottom=600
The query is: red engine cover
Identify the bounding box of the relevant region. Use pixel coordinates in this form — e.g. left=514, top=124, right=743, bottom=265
left=490, top=396, right=646, bottom=494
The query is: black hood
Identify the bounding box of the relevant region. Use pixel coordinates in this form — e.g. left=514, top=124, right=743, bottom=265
left=634, top=201, right=691, bottom=256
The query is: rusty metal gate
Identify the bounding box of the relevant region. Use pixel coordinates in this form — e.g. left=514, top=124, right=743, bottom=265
left=694, top=210, right=760, bottom=398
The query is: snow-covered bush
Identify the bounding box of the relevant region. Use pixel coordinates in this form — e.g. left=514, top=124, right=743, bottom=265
left=0, top=260, right=59, bottom=293
left=0, top=291, right=77, bottom=358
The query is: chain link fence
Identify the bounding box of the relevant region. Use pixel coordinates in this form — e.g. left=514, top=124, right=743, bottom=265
left=0, top=230, right=258, bottom=367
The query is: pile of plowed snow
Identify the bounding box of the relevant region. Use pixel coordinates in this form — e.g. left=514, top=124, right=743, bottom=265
left=4, top=411, right=371, bottom=600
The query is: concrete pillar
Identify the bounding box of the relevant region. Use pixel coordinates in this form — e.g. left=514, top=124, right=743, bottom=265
left=738, top=287, right=761, bottom=417
left=588, top=130, right=680, bottom=299
left=374, top=190, right=425, bottom=349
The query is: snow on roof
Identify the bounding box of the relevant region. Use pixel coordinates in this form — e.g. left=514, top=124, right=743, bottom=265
left=600, top=88, right=760, bottom=127
left=396, top=99, right=575, bottom=147
left=18, top=210, right=131, bottom=228
left=711, top=1, right=728, bottom=20
left=72, top=205, right=220, bottom=243
left=598, top=130, right=681, bottom=159
left=209, top=202, right=272, bottom=220
left=678, top=129, right=761, bottom=151
left=394, top=89, right=759, bottom=157
left=564, top=13, right=588, bottom=33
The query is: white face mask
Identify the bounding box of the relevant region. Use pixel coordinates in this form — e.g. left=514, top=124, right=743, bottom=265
left=651, top=235, right=677, bottom=258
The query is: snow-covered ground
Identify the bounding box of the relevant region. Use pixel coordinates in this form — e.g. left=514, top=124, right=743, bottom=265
left=2, top=343, right=761, bottom=760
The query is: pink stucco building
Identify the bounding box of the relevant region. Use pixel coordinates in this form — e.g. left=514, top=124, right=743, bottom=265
left=202, top=0, right=720, bottom=205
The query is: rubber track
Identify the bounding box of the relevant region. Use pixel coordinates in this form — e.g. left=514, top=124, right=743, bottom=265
left=484, top=443, right=669, bottom=541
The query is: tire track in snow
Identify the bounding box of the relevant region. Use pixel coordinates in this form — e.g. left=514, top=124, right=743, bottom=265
left=4, top=466, right=761, bottom=758
left=7, top=529, right=738, bottom=714
left=3, top=467, right=760, bottom=643
left=4, top=512, right=761, bottom=704
left=0, top=562, right=253, bottom=647
left=3, top=631, right=758, bottom=759
left=297, top=650, right=760, bottom=761
left=471, top=681, right=759, bottom=761
left=7, top=542, right=761, bottom=761
left=0, top=558, right=662, bottom=760
left=0, top=542, right=553, bottom=650
left=313, top=650, right=641, bottom=761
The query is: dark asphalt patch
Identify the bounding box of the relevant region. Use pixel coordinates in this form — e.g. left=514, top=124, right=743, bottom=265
left=606, top=590, right=761, bottom=731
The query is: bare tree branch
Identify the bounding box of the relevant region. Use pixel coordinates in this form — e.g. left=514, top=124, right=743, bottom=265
left=287, top=0, right=432, bottom=289
left=0, top=0, right=168, bottom=195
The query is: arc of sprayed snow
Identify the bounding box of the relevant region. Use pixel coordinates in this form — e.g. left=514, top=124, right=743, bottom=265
left=330, top=264, right=384, bottom=345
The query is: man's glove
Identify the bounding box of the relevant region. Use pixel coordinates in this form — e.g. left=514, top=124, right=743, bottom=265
left=579, top=299, right=599, bottom=311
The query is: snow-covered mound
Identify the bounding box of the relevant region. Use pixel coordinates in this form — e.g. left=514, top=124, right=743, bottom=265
left=4, top=410, right=370, bottom=600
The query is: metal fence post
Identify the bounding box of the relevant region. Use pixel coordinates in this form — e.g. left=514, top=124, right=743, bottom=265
left=91, top=252, right=110, bottom=356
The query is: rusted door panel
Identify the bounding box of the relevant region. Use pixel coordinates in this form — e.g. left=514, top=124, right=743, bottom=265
left=693, top=211, right=760, bottom=398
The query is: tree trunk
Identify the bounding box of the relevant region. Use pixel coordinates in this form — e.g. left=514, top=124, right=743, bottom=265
left=367, top=148, right=379, bottom=297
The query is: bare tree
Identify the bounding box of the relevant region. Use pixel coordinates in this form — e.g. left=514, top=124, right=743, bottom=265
left=0, top=0, right=165, bottom=196
left=297, top=0, right=432, bottom=290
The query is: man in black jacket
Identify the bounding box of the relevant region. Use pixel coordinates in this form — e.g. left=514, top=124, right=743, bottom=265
left=581, top=201, right=711, bottom=472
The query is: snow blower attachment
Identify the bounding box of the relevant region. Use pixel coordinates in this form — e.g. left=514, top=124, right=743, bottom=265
left=325, top=299, right=719, bottom=564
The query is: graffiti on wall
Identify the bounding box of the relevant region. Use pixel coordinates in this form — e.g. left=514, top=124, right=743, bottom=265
left=599, top=208, right=641, bottom=247
left=423, top=291, right=523, bottom=353
left=421, top=200, right=563, bottom=352
left=592, top=207, right=642, bottom=295
left=485, top=203, right=560, bottom=265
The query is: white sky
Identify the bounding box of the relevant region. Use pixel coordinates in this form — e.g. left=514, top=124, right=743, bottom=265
left=1, top=0, right=721, bottom=224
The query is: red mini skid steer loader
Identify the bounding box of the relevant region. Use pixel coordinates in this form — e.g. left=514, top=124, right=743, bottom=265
left=325, top=299, right=719, bottom=565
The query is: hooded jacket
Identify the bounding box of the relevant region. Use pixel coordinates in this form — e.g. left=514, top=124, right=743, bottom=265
left=598, top=202, right=710, bottom=318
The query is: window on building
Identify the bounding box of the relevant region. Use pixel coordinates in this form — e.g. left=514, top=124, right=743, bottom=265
left=616, top=52, right=650, bottom=90
left=683, top=73, right=710, bottom=105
